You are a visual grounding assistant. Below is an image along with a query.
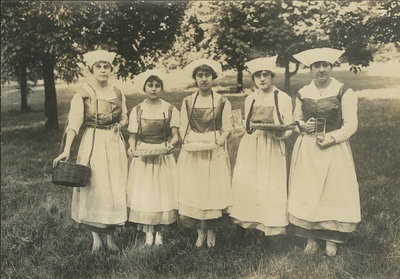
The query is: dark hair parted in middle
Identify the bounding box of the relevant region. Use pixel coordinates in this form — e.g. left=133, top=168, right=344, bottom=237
left=143, top=75, right=164, bottom=92
left=251, top=70, right=275, bottom=82
left=192, top=65, right=218, bottom=80
left=88, top=61, right=114, bottom=74
left=310, top=61, right=333, bottom=70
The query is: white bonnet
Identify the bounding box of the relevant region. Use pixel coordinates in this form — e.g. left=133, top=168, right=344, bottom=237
left=184, top=58, right=222, bottom=79
left=293, top=48, right=345, bottom=67
left=245, top=56, right=278, bottom=74
left=133, top=69, right=167, bottom=95
left=83, top=50, right=117, bottom=68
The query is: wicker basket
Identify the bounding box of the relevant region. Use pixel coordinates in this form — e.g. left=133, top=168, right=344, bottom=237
left=132, top=148, right=169, bottom=157
left=249, top=122, right=296, bottom=131
left=52, top=161, right=91, bottom=187
left=182, top=142, right=217, bottom=152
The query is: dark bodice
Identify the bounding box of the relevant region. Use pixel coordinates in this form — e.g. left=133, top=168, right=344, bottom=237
left=185, top=95, right=227, bottom=133
left=136, top=104, right=173, bottom=144
left=298, top=85, right=348, bottom=133
left=76, top=85, right=123, bottom=129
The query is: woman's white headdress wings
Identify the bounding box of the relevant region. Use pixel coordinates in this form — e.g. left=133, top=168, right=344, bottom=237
left=83, top=50, right=117, bottom=68
left=293, top=48, right=345, bottom=67
left=134, top=69, right=167, bottom=95
left=184, top=58, right=222, bottom=78
left=245, top=56, right=278, bottom=74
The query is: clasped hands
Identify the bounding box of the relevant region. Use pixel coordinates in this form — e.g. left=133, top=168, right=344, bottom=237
left=302, top=118, right=336, bottom=149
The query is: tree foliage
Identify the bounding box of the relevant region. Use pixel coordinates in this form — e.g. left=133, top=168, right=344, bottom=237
left=1, top=1, right=187, bottom=129
left=165, top=0, right=400, bottom=93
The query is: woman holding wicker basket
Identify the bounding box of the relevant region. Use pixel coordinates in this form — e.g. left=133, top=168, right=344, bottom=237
left=53, top=50, right=128, bottom=252
left=228, top=56, right=293, bottom=245
left=178, top=59, right=234, bottom=248
left=126, top=69, right=180, bottom=246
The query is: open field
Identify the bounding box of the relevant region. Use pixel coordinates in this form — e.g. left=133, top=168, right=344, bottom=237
left=2, top=63, right=400, bottom=278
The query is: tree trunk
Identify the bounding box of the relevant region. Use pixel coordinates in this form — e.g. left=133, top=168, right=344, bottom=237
left=43, top=57, right=59, bottom=130
left=236, top=68, right=243, bottom=93
left=20, top=61, right=29, bottom=112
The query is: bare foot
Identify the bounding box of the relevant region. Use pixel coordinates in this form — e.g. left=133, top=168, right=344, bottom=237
left=207, top=229, right=216, bottom=247
left=92, top=232, right=103, bottom=252
left=155, top=232, right=163, bottom=246
left=195, top=229, right=206, bottom=247
left=106, top=235, right=119, bottom=252
left=326, top=241, right=337, bottom=256
left=145, top=232, right=154, bottom=246
left=304, top=238, right=318, bottom=254
left=92, top=241, right=103, bottom=252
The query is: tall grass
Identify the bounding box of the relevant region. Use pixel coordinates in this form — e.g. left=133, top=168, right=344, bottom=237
left=2, top=72, right=400, bottom=278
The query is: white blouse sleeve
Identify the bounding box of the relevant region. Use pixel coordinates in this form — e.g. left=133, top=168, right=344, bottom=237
left=280, top=93, right=293, bottom=125
left=127, top=106, right=139, bottom=134
left=221, top=99, right=234, bottom=132
left=119, top=92, right=129, bottom=128
left=275, top=93, right=293, bottom=139
left=329, top=88, right=358, bottom=143
left=244, top=95, right=254, bottom=123
left=66, top=93, right=84, bottom=134
left=292, top=96, right=304, bottom=134
left=170, top=106, right=180, bottom=128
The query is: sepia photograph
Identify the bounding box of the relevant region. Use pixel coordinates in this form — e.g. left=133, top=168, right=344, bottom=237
left=1, top=1, right=399, bottom=278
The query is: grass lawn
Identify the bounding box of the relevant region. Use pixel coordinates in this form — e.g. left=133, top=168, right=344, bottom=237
left=1, top=68, right=400, bottom=279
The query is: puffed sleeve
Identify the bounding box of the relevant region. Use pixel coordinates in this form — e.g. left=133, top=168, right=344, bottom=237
left=292, top=95, right=304, bottom=134
left=66, top=93, right=84, bottom=134
left=170, top=106, right=180, bottom=128
left=280, top=93, right=293, bottom=125
left=275, top=92, right=293, bottom=139
left=127, top=106, right=139, bottom=134
left=118, top=92, right=129, bottom=128
left=179, top=98, right=189, bottom=139
left=329, top=88, right=358, bottom=143
left=221, top=99, right=234, bottom=132
left=243, top=94, right=254, bottom=123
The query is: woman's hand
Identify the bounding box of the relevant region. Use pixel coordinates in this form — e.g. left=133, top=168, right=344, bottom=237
left=127, top=146, right=137, bottom=157
left=302, top=118, right=316, bottom=134
left=317, top=136, right=336, bottom=149
left=216, top=137, right=225, bottom=146
left=166, top=142, right=175, bottom=155
left=53, top=151, right=70, bottom=168
left=216, top=131, right=231, bottom=146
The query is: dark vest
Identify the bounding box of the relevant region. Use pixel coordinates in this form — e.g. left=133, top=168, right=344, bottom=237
left=298, top=85, right=348, bottom=133
left=185, top=95, right=227, bottom=133
left=245, top=90, right=285, bottom=134
left=136, top=103, right=174, bottom=144
left=75, top=85, right=123, bottom=129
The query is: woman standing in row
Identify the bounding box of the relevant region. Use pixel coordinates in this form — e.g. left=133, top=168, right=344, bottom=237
left=288, top=48, right=361, bottom=256
left=178, top=59, right=234, bottom=247
left=229, top=56, right=293, bottom=242
left=126, top=70, right=180, bottom=246
left=53, top=50, right=128, bottom=252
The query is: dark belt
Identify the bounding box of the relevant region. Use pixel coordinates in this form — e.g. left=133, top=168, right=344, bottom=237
left=87, top=124, right=114, bottom=130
